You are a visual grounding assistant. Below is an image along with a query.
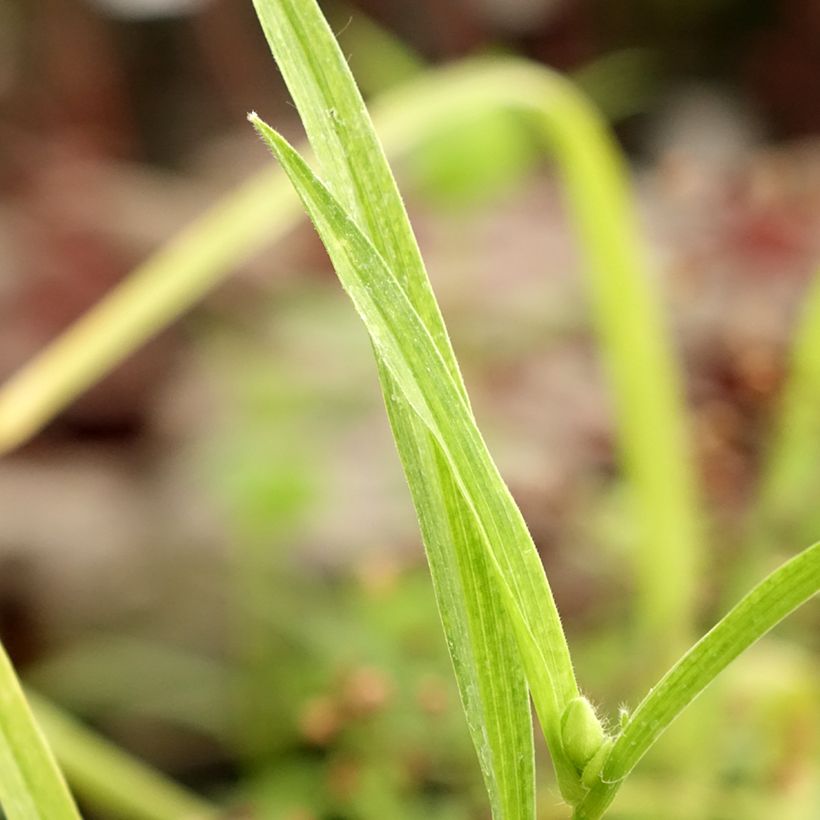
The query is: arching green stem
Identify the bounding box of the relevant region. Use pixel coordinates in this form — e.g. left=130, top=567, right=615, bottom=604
left=0, top=57, right=700, bottom=660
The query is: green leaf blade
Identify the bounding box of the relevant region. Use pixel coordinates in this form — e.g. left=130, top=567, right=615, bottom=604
left=375, top=360, right=536, bottom=817
left=0, top=644, right=81, bottom=820
left=425, top=439, right=535, bottom=816
left=249, top=2, right=561, bottom=814
left=574, top=542, right=820, bottom=819
left=250, top=0, right=461, bottom=386
left=249, top=114, right=581, bottom=802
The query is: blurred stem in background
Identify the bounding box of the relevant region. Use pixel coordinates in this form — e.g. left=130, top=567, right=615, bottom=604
left=753, top=267, right=820, bottom=561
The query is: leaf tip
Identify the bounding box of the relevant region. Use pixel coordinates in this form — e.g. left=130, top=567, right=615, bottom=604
left=246, top=111, right=286, bottom=157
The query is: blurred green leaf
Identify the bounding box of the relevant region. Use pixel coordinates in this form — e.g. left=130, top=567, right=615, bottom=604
left=759, top=268, right=820, bottom=543
left=28, top=693, right=217, bottom=820
left=249, top=107, right=583, bottom=804
left=408, top=108, right=538, bottom=207
left=0, top=642, right=80, bottom=820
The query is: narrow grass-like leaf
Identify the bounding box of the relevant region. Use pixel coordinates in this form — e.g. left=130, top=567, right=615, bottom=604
left=249, top=1, right=579, bottom=809
left=248, top=1, right=535, bottom=810
left=0, top=644, right=80, bottom=820
left=249, top=112, right=585, bottom=805
left=757, top=267, right=820, bottom=538
left=28, top=692, right=217, bottom=820
left=573, top=542, right=820, bottom=819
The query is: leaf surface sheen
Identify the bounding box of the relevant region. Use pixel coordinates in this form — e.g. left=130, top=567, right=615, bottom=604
left=251, top=112, right=583, bottom=806
left=250, top=1, right=581, bottom=813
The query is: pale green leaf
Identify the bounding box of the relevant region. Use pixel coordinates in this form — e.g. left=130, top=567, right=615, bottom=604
left=0, top=643, right=80, bottom=820
left=249, top=113, right=583, bottom=802
left=758, top=267, right=820, bottom=538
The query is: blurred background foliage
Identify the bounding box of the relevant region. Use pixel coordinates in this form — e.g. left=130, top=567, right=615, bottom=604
left=0, top=1, right=818, bottom=818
